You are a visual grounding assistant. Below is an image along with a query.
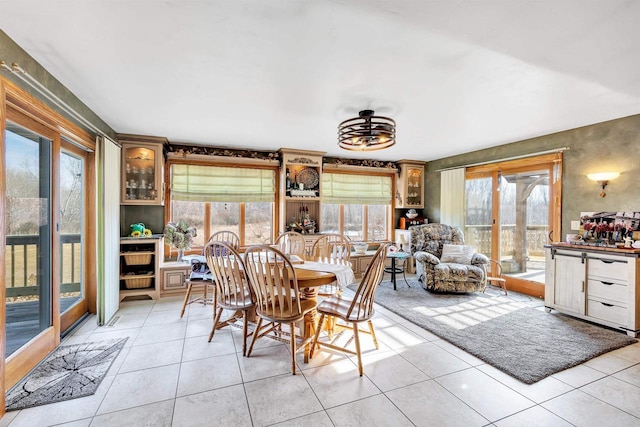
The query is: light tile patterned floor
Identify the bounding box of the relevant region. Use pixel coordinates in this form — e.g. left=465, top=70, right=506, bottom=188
left=3, top=283, right=640, bottom=427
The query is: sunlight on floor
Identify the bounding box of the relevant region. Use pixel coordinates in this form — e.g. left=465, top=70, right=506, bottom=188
left=411, top=298, right=529, bottom=330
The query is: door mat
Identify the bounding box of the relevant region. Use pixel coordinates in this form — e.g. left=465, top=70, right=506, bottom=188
left=6, top=338, right=127, bottom=411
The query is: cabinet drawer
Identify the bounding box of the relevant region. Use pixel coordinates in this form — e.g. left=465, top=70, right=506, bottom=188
left=587, top=299, right=628, bottom=326
left=588, top=279, right=627, bottom=305
left=588, top=257, right=628, bottom=283
left=359, top=257, right=374, bottom=274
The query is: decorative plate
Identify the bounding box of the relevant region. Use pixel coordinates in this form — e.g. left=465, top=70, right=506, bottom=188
left=297, top=167, right=319, bottom=189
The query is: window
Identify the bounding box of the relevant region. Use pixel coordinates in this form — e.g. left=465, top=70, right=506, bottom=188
left=169, top=164, right=276, bottom=247
left=320, top=172, right=392, bottom=241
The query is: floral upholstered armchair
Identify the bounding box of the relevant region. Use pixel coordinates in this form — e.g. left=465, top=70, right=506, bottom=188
left=410, top=223, right=489, bottom=293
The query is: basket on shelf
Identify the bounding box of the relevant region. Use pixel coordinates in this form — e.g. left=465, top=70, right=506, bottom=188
left=122, top=275, right=152, bottom=289
left=122, top=252, right=153, bottom=265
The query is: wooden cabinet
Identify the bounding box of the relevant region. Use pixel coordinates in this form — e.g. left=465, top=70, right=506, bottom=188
left=120, top=134, right=167, bottom=205
left=396, top=160, right=425, bottom=209
left=160, top=262, right=191, bottom=295
left=279, top=149, right=325, bottom=234
left=545, top=244, right=640, bottom=337
left=119, top=237, right=163, bottom=300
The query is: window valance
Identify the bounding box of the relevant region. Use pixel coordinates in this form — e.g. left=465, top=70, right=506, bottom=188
left=171, top=164, right=275, bottom=202
left=322, top=173, right=392, bottom=205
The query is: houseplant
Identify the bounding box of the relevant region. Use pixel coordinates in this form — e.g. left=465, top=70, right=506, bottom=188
left=164, top=220, right=197, bottom=262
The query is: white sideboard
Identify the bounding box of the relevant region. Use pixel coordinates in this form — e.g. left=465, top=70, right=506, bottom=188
left=545, top=244, right=640, bottom=337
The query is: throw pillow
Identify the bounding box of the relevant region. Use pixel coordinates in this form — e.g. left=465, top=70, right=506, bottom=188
left=440, top=244, right=475, bottom=264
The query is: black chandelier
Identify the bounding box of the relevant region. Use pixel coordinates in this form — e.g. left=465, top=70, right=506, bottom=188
left=338, top=110, right=396, bottom=151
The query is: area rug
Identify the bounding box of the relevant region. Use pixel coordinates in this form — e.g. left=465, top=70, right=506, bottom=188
left=363, top=281, right=637, bottom=384
left=5, top=338, right=127, bottom=411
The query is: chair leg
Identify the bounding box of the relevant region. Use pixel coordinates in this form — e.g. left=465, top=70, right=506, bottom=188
left=353, top=323, right=363, bottom=376
left=310, top=314, right=326, bottom=358
left=242, top=310, right=249, bottom=357
left=367, top=320, right=379, bottom=350
left=208, top=306, right=224, bottom=342
left=179, top=282, right=193, bottom=318
left=290, top=322, right=297, bottom=375
left=246, top=317, right=262, bottom=357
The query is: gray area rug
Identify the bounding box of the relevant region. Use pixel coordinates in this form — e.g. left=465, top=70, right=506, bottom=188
left=6, top=338, right=127, bottom=411
left=364, top=280, right=637, bottom=384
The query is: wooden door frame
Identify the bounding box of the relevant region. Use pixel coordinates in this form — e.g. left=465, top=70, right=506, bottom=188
left=466, top=153, right=563, bottom=297
left=59, top=141, right=91, bottom=333
left=1, top=77, right=97, bottom=419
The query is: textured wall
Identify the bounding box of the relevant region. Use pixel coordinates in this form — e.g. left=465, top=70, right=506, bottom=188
left=425, top=114, right=640, bottom=241
left=0, top=29, right=115, bottom=138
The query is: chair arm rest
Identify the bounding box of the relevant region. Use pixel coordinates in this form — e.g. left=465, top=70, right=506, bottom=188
left=414, top=251, right=440, bottom=265
left=471, top=253, right=490, bottom=265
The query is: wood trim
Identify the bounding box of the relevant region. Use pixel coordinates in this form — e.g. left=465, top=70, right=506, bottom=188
left=51, top=134, right=62, bottom=342
left=5, top=328, right=57, bottom=388
left=465, top=152, right=561, bottom=175
left=85, top=149, right=97, bottom=314
left=0, top=78, right=7, bottom=418
left=1, top=77, right=95, bottom=151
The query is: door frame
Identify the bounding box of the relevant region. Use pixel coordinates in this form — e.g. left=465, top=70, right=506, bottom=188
left=1, top=77, right=97, bottom=417
left=466, top=153, right=562, bottom=297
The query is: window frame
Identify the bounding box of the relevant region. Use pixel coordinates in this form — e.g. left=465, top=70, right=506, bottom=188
left=165, top=159, right=279, bottom=251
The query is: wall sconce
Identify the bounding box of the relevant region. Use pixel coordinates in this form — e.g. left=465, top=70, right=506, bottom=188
left=587, top=172, right=620, bottom=197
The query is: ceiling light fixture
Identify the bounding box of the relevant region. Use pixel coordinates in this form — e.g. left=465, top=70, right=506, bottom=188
left=587, top=172, right=620, bottom=197
left=338, top=109, right=396, bottom=151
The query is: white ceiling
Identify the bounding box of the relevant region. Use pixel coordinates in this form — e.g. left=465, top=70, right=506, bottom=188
left=1, top=0, right=639, bottom=161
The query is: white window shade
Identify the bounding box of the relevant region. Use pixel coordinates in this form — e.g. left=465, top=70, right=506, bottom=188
left=322, top=173, right=392, bottom=205
left=440, top=168, right=466, bottom=230
left=171, top=165, right=275, bottom=202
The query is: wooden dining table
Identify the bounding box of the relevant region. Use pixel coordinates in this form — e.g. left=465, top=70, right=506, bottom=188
left=206, top=255, right=351, bottom=363
left=293, top=259, right=351, bottom=363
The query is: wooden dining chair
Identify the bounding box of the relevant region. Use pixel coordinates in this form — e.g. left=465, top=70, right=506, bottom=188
left=274, top=231, right=307, bottom=259
left=204, top=241, right=255, bottom=356
left=310, top=233, right=351, bottom=297
left=180, top=230, right=241, bottom=317
left=311, top=243, right=389, bottom=376
left=207, top=230, right=240, bottom=249
left=483, top=259, right=507, bottom=295
left=243, top=244, right=317, bottom=375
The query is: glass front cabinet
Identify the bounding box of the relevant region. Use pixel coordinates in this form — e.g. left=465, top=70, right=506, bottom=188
left=396, top=160, right=425, bottom=209
left=120, top=135, right=167, bottom=205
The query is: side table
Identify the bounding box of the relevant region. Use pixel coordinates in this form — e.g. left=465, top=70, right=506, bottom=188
left=384, top=251, right=411, bottom=290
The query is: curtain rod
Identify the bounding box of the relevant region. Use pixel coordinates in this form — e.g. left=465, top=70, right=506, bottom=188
left=1, top=60, right=108, bottom=138
left=436, top=147, right=570, bottom=172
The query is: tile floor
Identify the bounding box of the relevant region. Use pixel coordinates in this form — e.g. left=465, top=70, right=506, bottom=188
left=3, top=284, right=640, bottom=427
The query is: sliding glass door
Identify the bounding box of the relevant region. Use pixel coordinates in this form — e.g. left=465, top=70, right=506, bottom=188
left=4, top=122, right=53, bottom=357
left=465, top=154, right=562, bottom=296
left=59, top=143, right=88, bottom=332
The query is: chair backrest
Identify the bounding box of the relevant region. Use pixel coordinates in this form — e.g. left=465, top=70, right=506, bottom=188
left=204, top=241, right=253, bottom=308
left=347, top=243, right=389, bottom=320
left=274, top=231, right=307, bottom=258
left=208, top=230, right=240, bottom=250
left=409, top=223, right=465, bottom=259
left=310, top=233, right=351, bottom=261
left=244, top=245, right=304, bottom=320
left=489, top=259, right=503, bottom=278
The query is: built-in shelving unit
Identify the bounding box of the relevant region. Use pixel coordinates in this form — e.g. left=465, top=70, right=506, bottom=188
left=119, top=237, right=163, bottom=300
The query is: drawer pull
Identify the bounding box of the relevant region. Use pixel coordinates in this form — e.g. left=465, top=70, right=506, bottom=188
left=600, top=281, right=614, bottom=286
left=600, top=302, right=614, bottom=307
left=600, top=259, right=615, bottom=264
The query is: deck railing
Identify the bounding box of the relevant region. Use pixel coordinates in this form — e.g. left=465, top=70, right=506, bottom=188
left=5, top=234, right=82, bottom=297
left=464, top=224, right=549, bottom=259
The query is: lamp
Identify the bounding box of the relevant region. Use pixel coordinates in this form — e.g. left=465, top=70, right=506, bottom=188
left=397, top=232, right=409, bottom=252
left=338, top=110, right=396, bottom=151
left=587, top=172, right=620, bottom=197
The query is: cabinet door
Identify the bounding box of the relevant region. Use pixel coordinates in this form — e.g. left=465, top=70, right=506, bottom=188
left=121, top=142, right=164, bottom=205
left=549, top=252, right=586, bottom=314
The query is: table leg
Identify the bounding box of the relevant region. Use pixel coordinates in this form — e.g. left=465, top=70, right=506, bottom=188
left=391, top=257, right=397, bottom=290
left=301, top=288, right=318, bottom=363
